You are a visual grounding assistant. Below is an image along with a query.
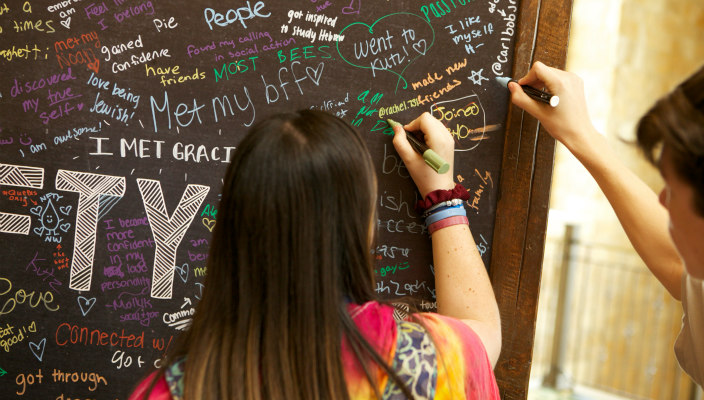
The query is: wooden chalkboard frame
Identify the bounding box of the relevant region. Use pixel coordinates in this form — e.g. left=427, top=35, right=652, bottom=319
left=490, top=0, right=573, bottom=398
left=0, top=0, right=572, bottom=397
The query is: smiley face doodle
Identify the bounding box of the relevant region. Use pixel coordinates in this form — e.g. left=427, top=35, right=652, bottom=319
left=30, top=195, right=72, bottom=241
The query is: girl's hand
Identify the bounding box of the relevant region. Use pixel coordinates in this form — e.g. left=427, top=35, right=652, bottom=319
left=391, top=112, right=456, bottom=198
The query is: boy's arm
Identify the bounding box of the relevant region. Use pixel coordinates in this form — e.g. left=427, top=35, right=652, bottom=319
left=509, top=62, right=684, bottom=300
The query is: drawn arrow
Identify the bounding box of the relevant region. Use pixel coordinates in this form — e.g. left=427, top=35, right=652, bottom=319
left=181, top=297, right=191, bottom=309
left=0, top=366, right=7, bottom=377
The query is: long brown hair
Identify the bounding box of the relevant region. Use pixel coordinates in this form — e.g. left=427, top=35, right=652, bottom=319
left=637, top=64, right=704, bottom=215
left=161, top=110, right=413, bottom=399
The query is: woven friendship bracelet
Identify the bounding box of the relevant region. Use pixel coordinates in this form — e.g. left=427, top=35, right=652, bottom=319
left=424, top=205, right=467, bottom=227
left=428, top=215, right=469, bottom=235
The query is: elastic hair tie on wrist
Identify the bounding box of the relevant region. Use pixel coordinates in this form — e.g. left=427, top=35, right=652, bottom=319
left=415, top=182, right=470, bottom=214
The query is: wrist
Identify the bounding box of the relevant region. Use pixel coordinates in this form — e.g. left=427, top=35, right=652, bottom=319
left=561, top=125, right=602, bottom=157
left=566, top=129, right=614, bottom=172
left=419, top=180, right=456, bottom=199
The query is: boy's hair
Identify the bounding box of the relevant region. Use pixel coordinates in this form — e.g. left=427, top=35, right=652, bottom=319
left=637, top=65, right=704, bottom=216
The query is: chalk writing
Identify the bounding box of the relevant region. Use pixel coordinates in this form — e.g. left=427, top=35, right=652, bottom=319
left=430, top=94, right=488, bottom=151
left=54, top=32, right=101, bottom=72
left=376, top=261, right=410, bottom=277
left=444, top=15, right=495, bottom=55
left=420, top=0, right=471, bottom=22
left=0, top=2, right=515, bottom=397
left=204, top=1, right=270, bottom=30
left=337, top=13, right=435, bottom=91
left=0, top=321, right=36, bottom=353
left=491, top=0, right=517, bottom=75
left=0, top=277, right=60, bottom=316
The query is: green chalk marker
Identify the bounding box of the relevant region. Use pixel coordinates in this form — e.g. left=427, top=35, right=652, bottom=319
left=387, top=119, right=450, bottom=174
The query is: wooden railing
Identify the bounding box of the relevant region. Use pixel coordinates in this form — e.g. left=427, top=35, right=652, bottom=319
left=530, top=224, right=699, bottom=399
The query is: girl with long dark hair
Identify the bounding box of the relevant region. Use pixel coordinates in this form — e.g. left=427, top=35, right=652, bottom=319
left=129, top=110, right=501, bottom=399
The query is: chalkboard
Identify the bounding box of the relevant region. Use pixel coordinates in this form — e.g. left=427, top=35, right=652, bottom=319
left=0, top=0, right=571, bottom=398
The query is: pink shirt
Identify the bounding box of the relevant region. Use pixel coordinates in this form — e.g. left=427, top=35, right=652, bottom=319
left=130, top=301, right=500, bottom=399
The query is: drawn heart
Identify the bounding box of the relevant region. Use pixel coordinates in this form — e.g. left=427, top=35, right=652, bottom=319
left=33, top=227, right=44, bottom=236
left=175, top=263, right=189, bottom=283
left=342, top=0, right=361, bottom=14
left=412, top=39, right=428, bottom=55
left=77, top=296, right=97, bottom=316
left=59, top=222, right=71, bottom=232
left=336, top=13, right=435, bottom=91
left=306, top=63, right=325, bottom=86
left=76, top=103, right=84, bottom=111
left=202, top=218, right=216, bottom=232
left=60, top=17, right=71, bottom=29
left=87, top=59, right=100, bottom=73
left=28, top=321, right=37, bottom=333
left=59, top=205, right=72, bottom=215
left=29, top=338, right=46, bottom=362
left=30, top=206, right=42, bottom=216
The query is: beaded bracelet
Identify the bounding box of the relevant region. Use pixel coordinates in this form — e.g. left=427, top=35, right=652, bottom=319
left=424, top=205, right=467, bottom=227
left=422, top=198, right=465, bottom=218
left=428, top=215, right=469, bottom=235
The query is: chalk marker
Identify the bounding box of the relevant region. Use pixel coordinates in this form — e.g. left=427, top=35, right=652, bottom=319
left=387, top=119, right=450, bottom=174
left=496, top=76, right=560, bottom=107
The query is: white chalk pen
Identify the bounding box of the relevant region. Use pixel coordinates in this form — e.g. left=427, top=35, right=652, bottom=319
left=496, top=76, right=560, bottom=107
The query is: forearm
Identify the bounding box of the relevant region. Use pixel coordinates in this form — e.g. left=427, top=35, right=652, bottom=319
left=567, top=130, right=684, bottom=299
left=509, top=62, right=684, bottom=298
left=432, top=223, right=501, bottom=363
left=389, top=111, right=501, bottom=364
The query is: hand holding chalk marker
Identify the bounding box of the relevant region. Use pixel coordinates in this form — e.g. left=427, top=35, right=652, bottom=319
left=496, top=76, right=560, bottom=107
left=387, top=119, right=450, bottom=174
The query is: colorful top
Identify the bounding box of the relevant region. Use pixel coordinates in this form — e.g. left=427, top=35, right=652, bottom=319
left=129, top=301, right=500, bottom=399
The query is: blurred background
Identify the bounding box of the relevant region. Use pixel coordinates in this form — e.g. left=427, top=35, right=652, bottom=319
left=527, top=0, right=704, bottom=399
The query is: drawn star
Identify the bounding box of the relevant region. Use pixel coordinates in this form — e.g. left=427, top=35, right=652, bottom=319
left=468, top=69, right=488, bottom=86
